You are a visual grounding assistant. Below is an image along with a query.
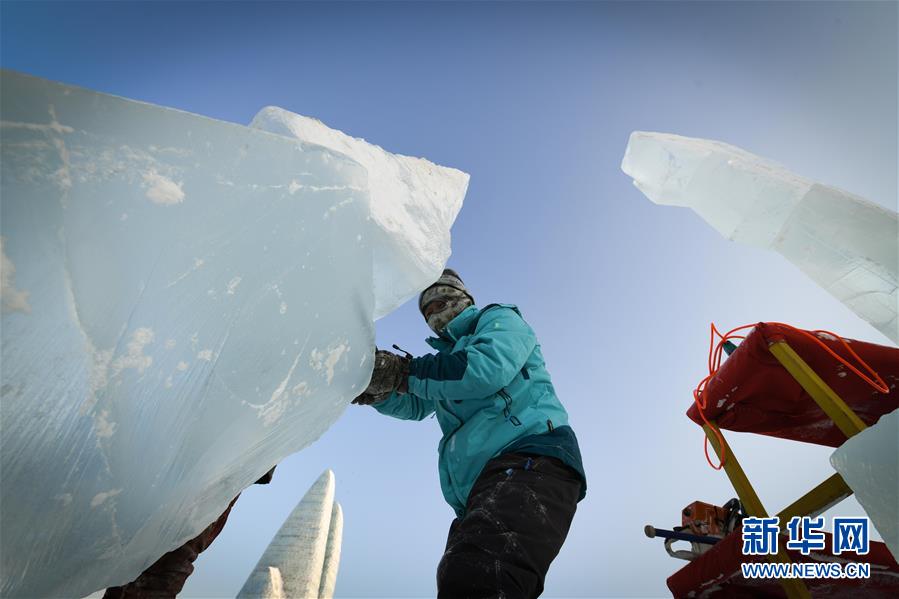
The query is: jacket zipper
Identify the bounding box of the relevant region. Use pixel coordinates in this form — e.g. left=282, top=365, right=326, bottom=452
left=499, top=389, right=522, bottom=426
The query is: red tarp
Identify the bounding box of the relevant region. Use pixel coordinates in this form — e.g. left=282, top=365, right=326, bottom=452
left=686, top=323, right=899, bottom=446
left=667, top=527, right=899, bottom=598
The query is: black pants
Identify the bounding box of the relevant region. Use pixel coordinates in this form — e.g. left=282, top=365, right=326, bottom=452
left=437, top=453, right=581, bottom=599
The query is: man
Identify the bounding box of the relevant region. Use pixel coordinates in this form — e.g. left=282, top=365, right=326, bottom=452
left=353, top=269, right=586, bottom=599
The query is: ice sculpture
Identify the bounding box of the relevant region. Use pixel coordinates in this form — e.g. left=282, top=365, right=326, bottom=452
left=830, top=409, right=899, bottom=561
left=238, top=470, right=343, bottom=599
left=621, top=132, right=898, bottom=344
left=0, top=70, right=467, bottom=597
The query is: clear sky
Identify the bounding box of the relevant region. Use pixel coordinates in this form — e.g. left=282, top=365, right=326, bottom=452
left=2, top=1, right=896, bottom=597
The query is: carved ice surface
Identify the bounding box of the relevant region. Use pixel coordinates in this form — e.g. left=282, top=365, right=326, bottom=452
left=621, top=131, right=899, bottom=344
left=0, top=70, right=467, bottom=597
left=830, top=409, right=899, bottom=562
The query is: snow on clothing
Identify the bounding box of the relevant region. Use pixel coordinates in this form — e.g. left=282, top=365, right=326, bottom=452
left=437, top=452, right=581, bottom=599
left=374, top=303, right=586, bottom=517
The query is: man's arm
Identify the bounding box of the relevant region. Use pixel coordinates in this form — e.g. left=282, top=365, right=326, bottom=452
left=407, top=306, right=536, bottom=401
left=372, top=390, right=436, bottom=421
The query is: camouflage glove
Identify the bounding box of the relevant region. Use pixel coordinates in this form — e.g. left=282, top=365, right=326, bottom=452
left=353, top=348, right=410, bottom=403
left=351, top=391, right=391, bottom=406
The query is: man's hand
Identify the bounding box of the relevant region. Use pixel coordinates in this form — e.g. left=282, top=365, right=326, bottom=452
left=351, top=391, right=390, bottom=406
left=351, top=349, right=410, bottom=405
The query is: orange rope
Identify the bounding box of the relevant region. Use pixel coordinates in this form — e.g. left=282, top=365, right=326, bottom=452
left=693, top=322, right=889, bottom=470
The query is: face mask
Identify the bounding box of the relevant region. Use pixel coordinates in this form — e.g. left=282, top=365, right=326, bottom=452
left=421, top=285, right=473, bottom=334
left=426, top=297, right=472, bottom=334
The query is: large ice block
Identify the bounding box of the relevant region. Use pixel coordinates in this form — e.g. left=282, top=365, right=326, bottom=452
left=621, top=132, right=898, bottom=344
left=0, top=70, right=467, bottom=597
left=251, top=107, right=468, bottom=319
left=830, top=409, right=899, bottom=562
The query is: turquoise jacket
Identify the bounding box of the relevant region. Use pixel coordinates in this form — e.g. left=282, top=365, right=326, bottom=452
left=374, top=304, right=579, bottom=516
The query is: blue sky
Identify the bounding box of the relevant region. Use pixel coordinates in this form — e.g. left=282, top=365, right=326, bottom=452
left=2, top=1, right=896, bottom=597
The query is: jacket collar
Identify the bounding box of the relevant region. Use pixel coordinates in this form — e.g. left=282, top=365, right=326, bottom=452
left=425, top=305, right=480, bottom=349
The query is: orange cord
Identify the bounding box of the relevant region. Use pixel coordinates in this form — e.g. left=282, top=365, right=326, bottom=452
left=693, top=322, right=890, bottom=470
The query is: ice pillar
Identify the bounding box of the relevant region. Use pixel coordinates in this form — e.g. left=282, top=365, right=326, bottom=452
left=238, top=470, right=343, bottom=599
left=318, top=502, right=343, bottom=599
left=621, top=131, right=898, bottom=344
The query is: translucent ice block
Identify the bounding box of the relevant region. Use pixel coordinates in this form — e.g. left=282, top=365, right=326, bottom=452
left=251, top=107, right=468, bottom=319
left=830, top=409, right=899, bottom=561
left=621, top=132, right=898, bottom=344
left=0, top=70, right=466, bottom=597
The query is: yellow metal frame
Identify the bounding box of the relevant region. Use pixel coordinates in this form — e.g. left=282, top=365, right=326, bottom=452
left=703, top=423, right=812, bottom=599
left=697, top=340, right=869, bottom=599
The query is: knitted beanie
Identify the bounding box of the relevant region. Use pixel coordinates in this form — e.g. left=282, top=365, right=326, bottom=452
left=418, top=268, right=474, bottom=315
